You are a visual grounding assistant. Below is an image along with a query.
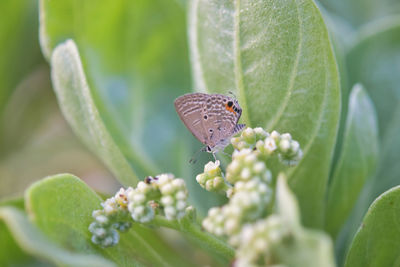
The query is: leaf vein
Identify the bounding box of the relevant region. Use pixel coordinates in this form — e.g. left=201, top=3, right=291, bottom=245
left=266, top=0, right=303, bottom=131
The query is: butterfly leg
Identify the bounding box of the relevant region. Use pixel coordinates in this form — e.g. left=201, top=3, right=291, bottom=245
left=189, top=146, right=208, bottom=164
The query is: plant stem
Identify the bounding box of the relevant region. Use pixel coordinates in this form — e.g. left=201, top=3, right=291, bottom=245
left=152, top=215, right=235, bottom=262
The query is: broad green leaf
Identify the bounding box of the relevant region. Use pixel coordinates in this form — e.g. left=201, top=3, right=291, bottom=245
left=348, top=17, right=400, bottom=199
left=347, top=16, right=400, bottom=138
left=345, top=185, right=400, bottom=267
left=0, top=198, right=40, bottom=266
left=335, top=17, right=400, bottom=263
left=51, top=41, right=137, bottom=186
left=0, top=207, right=114, bottom=267
left=273, top=175, right=336, bottom=267
left=40, top=0, right=221, bottom=212
left=0, top=220, right=40, bottom=266
left=318, top=0, right=400, bottom=28
left=325, top=84, right=379, bottom=238
left=189, top=0, right=340, bottom=227
left=25, top=173, right=196, bottom=267
left=0, top=0, right=42, bottom=113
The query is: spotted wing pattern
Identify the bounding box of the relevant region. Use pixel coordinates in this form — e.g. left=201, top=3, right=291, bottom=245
left=175, top=93, right=244, bottom=150
left=202, top=94, right=242, bottom=148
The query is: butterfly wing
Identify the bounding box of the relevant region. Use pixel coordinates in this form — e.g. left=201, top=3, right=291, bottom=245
left=174, top=93, right=210, bottom=145
left=205, top=94, right=244, bottom=148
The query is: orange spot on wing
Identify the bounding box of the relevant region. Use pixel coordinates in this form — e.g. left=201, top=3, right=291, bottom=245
left=225, top=104, right=236, bottom=115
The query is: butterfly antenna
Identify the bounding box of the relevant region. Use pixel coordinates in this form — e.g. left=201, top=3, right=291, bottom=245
left=189, top=147, right=206, bottom=164
left=228, top=91, right=237, bottom=99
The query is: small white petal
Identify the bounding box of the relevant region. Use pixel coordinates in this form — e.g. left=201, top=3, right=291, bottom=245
left=172, top=178, right=185, bottom=188
left=224, top=219, right=238, bottom=234
left=264, top=137, right=277, bottom=152
left=164, top=206, right=176, bottom=219
left=280, top=139, right=291, bottom=152
left=96, top=215, right=108, bottom=224
left=161, top=196, right=174, bottom=206
left=281, top=133, right=292, bottom=140
left=137, top=181, right=148, bottom=191
left=244, top=154, right=257, bottom=164
left=175, top=191, right=186, bottom=200
left=134, top=206, right=145, bottom=216
left=157, top=174, right=170, bottom=185
left=161, top=184, right=173, bottom=195
left=132, top=193, right=146, bottom=204
left=270, top=130, right=280, bottom=140
left=176, top=200, right=187, bottom=211
left=209, top=207, right=220, bottom=217
left=253, top=162, right=266, bottom=173
left=241, top=168, right=251, bottom=180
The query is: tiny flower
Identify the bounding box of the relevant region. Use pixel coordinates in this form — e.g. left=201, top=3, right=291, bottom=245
left=264, top=137, right=277, bottom=154
left=196, top=161, right=229, bottom=193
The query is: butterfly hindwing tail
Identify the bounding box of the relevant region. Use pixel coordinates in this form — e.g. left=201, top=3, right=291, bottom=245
left=233, top=123, right=246, bottom=135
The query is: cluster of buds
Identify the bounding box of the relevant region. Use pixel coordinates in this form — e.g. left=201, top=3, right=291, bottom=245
left=201, top=127, right=303, bottom=265
left=90, top=174, right=189, bottom=247
left=202, top=148, right=273, bottom=244
left=196, top=160, right=229, bottom=193
left=156, top=173, right=188, bottom=220
left=232, top=128, right=303, bottom=165
left=89, top=187, right=133, bottom=247
left=127, top=178, right=160, bottom=223
left=235, top=216, right=292, bottom=267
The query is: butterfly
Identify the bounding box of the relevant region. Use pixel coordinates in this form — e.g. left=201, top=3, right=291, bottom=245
left=174, top=93, right=245, bottom=161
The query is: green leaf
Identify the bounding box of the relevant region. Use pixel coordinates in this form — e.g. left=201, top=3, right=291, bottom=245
left=335, top=17, right=400, bottom=263
left=25, top=173, right=196, bottom=267
left=345, top=185, right=400, bottom=267
left=40, top=0, right=190, bottom=176
left=0, top=198, right=41, bottom=266
left=0, top=0, right=42, bottom=113
left=0, top=207, right=114, bottom=267
left=349, top=18, right=400, bottom=197
left=40, top=0, right=221, bottom=212
left=325, top=84, right=379, bottom=238
left=347, top=16, right=400, bottom=138
left=51, top=40, right=138, bottom=186
left=189, top=0, right=340, bottom=227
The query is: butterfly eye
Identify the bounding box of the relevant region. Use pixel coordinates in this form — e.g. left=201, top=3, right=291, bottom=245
left=206, top=146, right=212, bottom=152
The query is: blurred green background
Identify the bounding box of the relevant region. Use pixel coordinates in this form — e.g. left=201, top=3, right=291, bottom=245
left=0, top=1, right=119, bottom=199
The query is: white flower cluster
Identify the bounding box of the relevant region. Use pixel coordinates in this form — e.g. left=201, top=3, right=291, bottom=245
left=89, top=187, right=133, bottom=247
left=231, top=127, right=269, bottom=150
left=202, top=149, right=273, bottom=245
left=90, top=175, right=189, bottom=247
left=200, top=127, right=304, bottom=266
left=232, top=128, right=303, bottom=165
left=157, top=174, right=188, bottom=220
left=235, top=216, right=291, bottom=267
left=196, top=160, right=228, bottom=193
left=126, top=173, right=189, bottom=222
left=127, top=180, right=159, bottom=223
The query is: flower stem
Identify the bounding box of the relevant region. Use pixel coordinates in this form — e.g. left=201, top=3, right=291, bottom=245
left=152, top=215, right=235, bottom=262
